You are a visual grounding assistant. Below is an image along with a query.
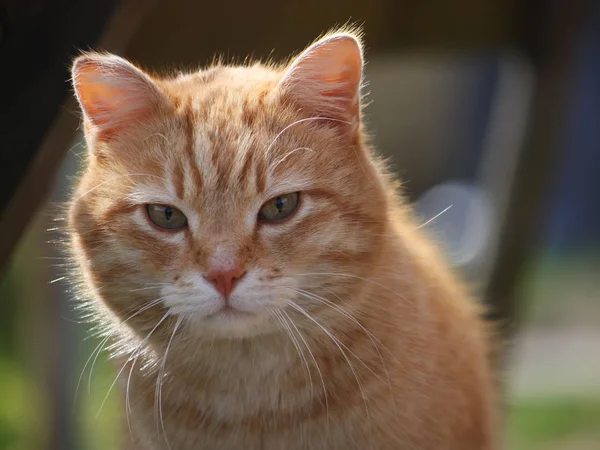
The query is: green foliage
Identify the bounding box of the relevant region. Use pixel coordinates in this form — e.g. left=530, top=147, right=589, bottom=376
left=0, top=353, right=46, bottom=450
left=506, top=398, right=600, bottom=450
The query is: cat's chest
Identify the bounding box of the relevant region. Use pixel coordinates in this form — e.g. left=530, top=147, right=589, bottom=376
left=129, top=382, right=369, bottom=450
left=126, top=367, right=343, bottom=450
left=127, top=349, right=312, bottom=421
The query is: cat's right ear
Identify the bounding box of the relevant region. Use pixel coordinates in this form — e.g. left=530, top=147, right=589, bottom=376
left=277, top=33, right=364, bottom=133
left=71, top=53, right=166, bottom=141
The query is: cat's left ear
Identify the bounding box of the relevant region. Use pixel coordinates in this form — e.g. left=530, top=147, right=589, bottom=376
left=71, top=53, right=167, bottom=141
left=278, top=33, right=363, bottom=132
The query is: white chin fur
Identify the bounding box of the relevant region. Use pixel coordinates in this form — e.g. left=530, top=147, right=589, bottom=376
left=185, top=310, right=277, bottom=339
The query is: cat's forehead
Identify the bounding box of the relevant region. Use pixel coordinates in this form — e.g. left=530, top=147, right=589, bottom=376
left=163, top=65, right=281, bottom=105
left=123, top=65, right=338, bottom=211
left=161, top=65, right=289, bottom=155
left=150, top=67, right=311, bottom=192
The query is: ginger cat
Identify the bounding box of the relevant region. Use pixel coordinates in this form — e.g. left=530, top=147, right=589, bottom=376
left=68, top=30, right=497, bottom=449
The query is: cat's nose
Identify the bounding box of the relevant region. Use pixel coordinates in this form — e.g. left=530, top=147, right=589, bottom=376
left=204, top=264, right=246, bottom=299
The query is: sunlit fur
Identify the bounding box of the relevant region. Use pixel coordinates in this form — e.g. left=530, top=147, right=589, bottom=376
left=68, top=29, right=497, bottom=450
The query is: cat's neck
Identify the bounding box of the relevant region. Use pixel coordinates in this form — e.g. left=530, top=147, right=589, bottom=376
left=130, top=306, right=396, bottom=427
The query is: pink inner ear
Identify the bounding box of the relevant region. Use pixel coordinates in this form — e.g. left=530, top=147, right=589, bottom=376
left=78, top=78, right=137, bottom=127
left=72, top=56, right=161, bottom=140
left=279, top=34, right=363, bottom=124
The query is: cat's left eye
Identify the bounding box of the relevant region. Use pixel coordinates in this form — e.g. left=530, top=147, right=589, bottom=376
left=146, top=204, right=188, bottom=230
left=258, top=192, right=299, bottom=222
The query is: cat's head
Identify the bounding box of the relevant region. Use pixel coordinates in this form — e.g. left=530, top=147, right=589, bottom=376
left=69, top=31, right=390, bottom=342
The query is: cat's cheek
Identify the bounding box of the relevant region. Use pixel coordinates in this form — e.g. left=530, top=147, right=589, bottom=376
left=305, top=219, right=347, bottom=250
left=232, top=270, right=298, bottom=311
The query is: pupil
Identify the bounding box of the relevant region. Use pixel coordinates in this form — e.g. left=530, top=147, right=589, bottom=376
left=165, top=207, right=173, bottom=221
left=275, top=197, right=284, bottom=212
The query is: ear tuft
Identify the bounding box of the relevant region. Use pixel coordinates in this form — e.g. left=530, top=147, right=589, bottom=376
left=71, top=53, right=165, bottom=139
left=278, top=33, right=364, bottom=128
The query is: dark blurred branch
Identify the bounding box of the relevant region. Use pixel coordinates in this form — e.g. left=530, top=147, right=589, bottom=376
left=484, top=0, right=592, bottom=333
left=0, top=0, right=119, bottom=271
left=0, top=0, right=156, bottom=273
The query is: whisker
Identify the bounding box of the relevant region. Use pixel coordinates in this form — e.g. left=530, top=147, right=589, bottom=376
left=287, top=290, right=386, bottom=385
left=317, top=284, right=401, bottom=365
left=67, top=140, right=86, bottom=162
left=50, top=276, right=66, bottom=284
left=291, top=287, right=394, bottom=399
left=125, top=311, right=172, bottom=438
left=73, top=333, right=111, bottom=412
left=296, top=286, right=388, bottom=353
left=84, top=296, right=169, bottom=398
left=264, top=117, right=350, bottom=158
left=285, top=300, right=372, bottom=442
left=415, top=204, right=453, bottom=230
left=127, top=284, right=169, bottom=293
left=271, top=309, right=313, bottom=402
left=280, top=308, right=330, bottom=430
left=96, top=310, right=171, bottom=419
left=268, top=146, right=315, bottom=174
left=156, top=315, right=184, bottom=450
left=293, top=272, right=406, bottom=301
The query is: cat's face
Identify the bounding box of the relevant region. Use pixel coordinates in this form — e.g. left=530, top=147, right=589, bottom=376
left=70, top=33, right=388, bottom=341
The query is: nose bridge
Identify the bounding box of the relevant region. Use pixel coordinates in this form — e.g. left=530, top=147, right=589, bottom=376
left=191, top=199, right=249, bottom=265
left=191, top=192, right=252, bottom=299
left=202, top=187, right=246, bottom=235
left=209, top=243, right=240, bottom=271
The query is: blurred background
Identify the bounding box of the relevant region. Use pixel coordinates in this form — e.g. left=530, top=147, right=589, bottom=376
left=1, top=0, right=599, bottom=449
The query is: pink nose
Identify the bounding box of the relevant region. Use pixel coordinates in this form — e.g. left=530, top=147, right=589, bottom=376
left=205, top=264, right=246, bottom=298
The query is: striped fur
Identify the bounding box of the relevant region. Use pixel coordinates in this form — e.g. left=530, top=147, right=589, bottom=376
left=68, top=30, right=498, bottom=450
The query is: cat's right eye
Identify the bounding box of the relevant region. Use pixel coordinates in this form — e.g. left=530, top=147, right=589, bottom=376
left=146, top=204, right=188, bottom=230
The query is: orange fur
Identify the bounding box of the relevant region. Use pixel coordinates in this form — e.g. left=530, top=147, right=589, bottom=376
left=68, top=30, right=498, bottom=449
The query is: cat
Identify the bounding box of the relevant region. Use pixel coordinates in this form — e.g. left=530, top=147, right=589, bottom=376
left=68, top=29, right=498, bottom=450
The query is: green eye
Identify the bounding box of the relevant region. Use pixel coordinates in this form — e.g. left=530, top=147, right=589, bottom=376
left=146, top=204, right=187, bottom=230
left=258, top=193, right=299, bottom=222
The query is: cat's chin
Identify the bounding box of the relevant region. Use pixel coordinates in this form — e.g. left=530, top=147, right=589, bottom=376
left=206, top=306, right=255, bottom=321
left=183, top=307, right=276, bottom=339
